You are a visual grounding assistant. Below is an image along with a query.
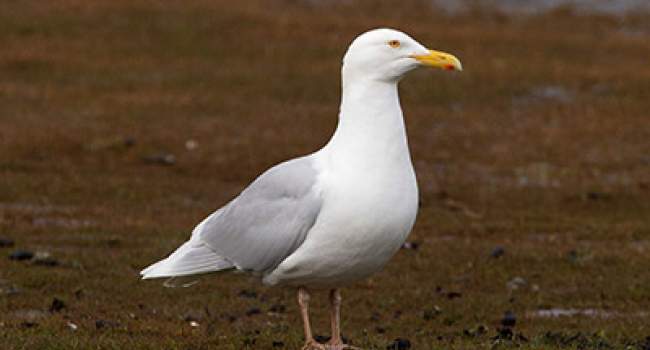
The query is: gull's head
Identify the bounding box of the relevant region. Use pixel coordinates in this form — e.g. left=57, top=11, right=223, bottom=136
left=343, top=28, right=462, bottom=83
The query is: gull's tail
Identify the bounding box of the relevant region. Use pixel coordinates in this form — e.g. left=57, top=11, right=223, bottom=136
left=140, top=239, right=234, bottom=284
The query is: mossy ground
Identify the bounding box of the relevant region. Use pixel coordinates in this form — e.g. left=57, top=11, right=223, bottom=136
left=1, top=1, right=649, bottom=349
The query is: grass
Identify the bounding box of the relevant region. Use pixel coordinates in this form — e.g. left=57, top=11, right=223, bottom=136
left=1, top=0, right=649, bottom=349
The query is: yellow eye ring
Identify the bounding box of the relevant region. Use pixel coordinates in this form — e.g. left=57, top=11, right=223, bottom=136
left=388, top=40, right=401, bottom=48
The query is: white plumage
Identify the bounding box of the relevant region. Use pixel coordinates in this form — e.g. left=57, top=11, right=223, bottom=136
left=142, top=28, right=461, bottom=350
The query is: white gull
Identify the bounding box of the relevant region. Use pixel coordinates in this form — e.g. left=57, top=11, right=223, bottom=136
left=141, top=28, right=462, bottom=350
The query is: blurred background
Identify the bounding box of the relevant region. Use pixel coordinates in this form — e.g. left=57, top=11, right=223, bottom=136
left=0, top=1, right=648, bottom=349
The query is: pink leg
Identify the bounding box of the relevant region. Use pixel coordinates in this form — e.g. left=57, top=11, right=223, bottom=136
left=327, top=289, right=359, bottom=350
left=298, top=287, right=325, bottom=350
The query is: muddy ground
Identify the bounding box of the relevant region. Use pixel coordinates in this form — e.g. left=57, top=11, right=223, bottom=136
left=1, top=1, right=649, bottom=349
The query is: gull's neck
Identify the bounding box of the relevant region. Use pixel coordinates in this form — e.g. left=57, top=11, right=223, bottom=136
left=321, top=74, right=413, bottom=170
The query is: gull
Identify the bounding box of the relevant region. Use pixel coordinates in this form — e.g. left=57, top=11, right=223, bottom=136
left=141, top=28, right=462, bottom=350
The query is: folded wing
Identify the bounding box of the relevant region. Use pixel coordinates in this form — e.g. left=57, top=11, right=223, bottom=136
left=141, top=156, right=322, bottom=279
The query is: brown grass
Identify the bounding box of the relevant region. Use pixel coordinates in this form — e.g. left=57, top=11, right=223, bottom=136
left=1, top=1, right=649, bottom=349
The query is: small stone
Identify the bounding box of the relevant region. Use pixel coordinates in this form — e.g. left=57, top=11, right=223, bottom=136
left=314, top=335, right=330, bottom=343
left=189, top=321, right=200, bottom=327
left=50, top=298, right=66, bottom=312
left=66, top=321, right=78, bottom=331
left=375, top=326, right=386, bottom=334
left=586, top=192, right=611, bottom=201
left=183, top=310, right=202, bottom=322
left=0, top=238, right=14, bottom=248
left=185, top=139, right=199, bottom=151
left=269, top=304, right=286, bottom=313
left=14, top=309, right=47, bottom=327
left=33, top=251, right=59, bottom=266
left=271, top=340, right=284, bottom=347
left=490, top=246, right=505, bottom=258
left=387, top=338, right=411, bottom=349
left=238, top=289, right=257, bottom=299
left=446, top=292, right=462, bottom=299
left=463, top=324, right=488, bottom=337
left=9, top=250, right=33, bottom=261
left=246, top=307, right=261, bottom=317
left=401, top=241, right=419, bottom=250
left=95, top=319, right=119, bottom=330
left=506, top=277, right=527, bottom=291
left=501, top=311, right=516, bottom=328
left=493, top=327, right=514, bottom=341
left=142, top=153, right=175, bottom=166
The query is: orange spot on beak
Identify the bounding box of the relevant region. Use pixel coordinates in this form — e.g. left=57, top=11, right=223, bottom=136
left=444, top=64, right=455, bottom=71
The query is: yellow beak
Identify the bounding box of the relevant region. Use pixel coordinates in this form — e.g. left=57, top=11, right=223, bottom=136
left=410, top=50, right=463, bottom=71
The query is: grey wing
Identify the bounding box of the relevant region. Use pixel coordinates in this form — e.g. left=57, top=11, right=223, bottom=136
left=195, top=156, right=322, bottom=274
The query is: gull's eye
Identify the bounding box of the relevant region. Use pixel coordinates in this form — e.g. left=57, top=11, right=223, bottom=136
left=387, top=40, right=401, bottom=48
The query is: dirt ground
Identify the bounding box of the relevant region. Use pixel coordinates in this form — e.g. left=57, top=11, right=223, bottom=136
left=1, top=1, right=649, bottom=349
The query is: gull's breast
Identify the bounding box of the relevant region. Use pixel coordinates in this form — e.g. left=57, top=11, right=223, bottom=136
left=264, top=154, right=418, bottom=288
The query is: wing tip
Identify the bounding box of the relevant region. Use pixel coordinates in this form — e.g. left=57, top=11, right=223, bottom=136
left=139, top=241, right=235, bottom=280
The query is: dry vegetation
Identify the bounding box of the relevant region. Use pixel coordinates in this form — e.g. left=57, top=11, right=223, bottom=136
left=1, top=1, right=649, bottom=349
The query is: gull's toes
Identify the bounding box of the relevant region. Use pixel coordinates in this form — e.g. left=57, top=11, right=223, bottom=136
left=302, top=340, right=327, bottom=350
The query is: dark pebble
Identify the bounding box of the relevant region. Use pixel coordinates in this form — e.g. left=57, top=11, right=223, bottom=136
left=387, top=338, right=411, bottom=349
left=313, top=335, right=350, bottom=344
left=0, top=238, right=14, bottom=248
left=245, top=307, right=261, bottom=317
left=269, top=304, right=286, bottom=313
left=20, top=321, right=38, bottom=328
left=314, top=335, right=330, bottom=343
left=183, top=311, right=202, bottom=322
left=50, top=298, right=66, bottom=312
left=501, top=311, right=516, bottom=328
left=464, top=325, right=487, bottom=337
left=238, top=289, right=257, bottom=299
left=586, top=192, right=611, bottom=201
left=490, top=246, right=505, bottom=258
left=375, top=326, right=386, bottom=334
left=142, top=153, right=175, bottom=166
left=9, top=250, right=34, bottom=261
left=493, top=327, right=514, bottom=341
left=33, top=256, right=59, bottom=267
left=447, top=292, right=462, bottom=299
left=272, top=340, right=284, bottom=347
left=401, top=241, right=419, bottom=250
left=95, top=319, right=119, bottom=330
